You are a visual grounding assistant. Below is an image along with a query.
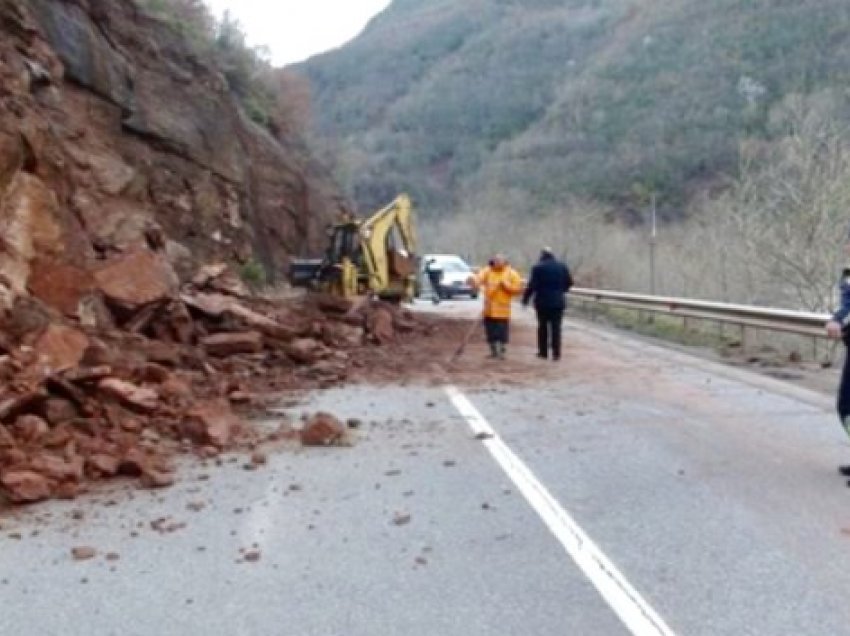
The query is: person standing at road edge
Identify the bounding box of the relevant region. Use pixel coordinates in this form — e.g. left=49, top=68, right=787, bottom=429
left=470, top=254, right=523, bottom=359
left=425, top=258, right=443, bottom=305
left=826, top=231, right=850, bottom=483
left=522, top=247, right=573, bottom=360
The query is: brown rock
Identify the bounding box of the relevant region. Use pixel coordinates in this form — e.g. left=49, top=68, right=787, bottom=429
left=1, top=470, right=51, bottom=503
left=86, top=453, right=120, bottom=477
left=250, top=451, right=267, bottom=466
left=0, top=174, right=64, bottom=297
left=137, top=339, right=181, bottom=366
left=33, top=325, right=90, bottom=372
left=44, top=397, right=79, bottom=426
left=2, top=297, right=52, bottom=340
left=54, top=481, right=81, bottom=500
left=283, top=338, right=322, bottom=365
left=393, top=315, right=417, bottom=333
left=0, top=129, right=23, bottom=194
left=80, top=339, right=115, bottom=367
left=62, top=366, right=113, bottom=384
left=98, top=378, right=159, bottom=413
left=30, top=452, right=84, bottom=481
left=367, top=308, right=395, bottom=345
left=11, top=414, right=49, bottom=442
left=165, top=301, right=194, bottom=345
left=183, top=399, right=242, bottom=448
left=0, top=448, right=28, bottom=468
left=191, top=263, right=229, bottom=287
left=227, top=390, right=251, bottom=404
left=71, top=546, right=96, bottom=561
left=123, top=301, right=164, bottom=334
left=41, top=424, right=72, bottom=449
left=117, top=448, right=148, bottom=477
left=192, top=263, right=249, bottom=297
left=322, top=322, right=364, bottom=348
left=314, top=294, right=355, bottom=314
left=0, top=391, right=47, bottom=423
left=94, top=249, right=176, bottom=310
left=392, top=512, right=412, bottom=526
left=45, top=375, right=87, bottom=407
left=160, top=376, right=193, bottom=402
left=181, top=293, right=297, bottom=341
left=140, top=467, right=175, bottom=489
left=136, top=363, right=170, bottom=384
left=201, top=331, right=263, bottom=357
left=300, top=412, right=345, bottom=446
left=0, top=424, right=15, bottom=448
left=27, top=261, right=94, bottom=317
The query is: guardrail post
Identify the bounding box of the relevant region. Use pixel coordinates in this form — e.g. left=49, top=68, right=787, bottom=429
left=741, top=325, right=748, bottom=352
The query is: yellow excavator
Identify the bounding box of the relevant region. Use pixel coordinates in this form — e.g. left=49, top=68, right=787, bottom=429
left=289, top=194, right=418, bottom=302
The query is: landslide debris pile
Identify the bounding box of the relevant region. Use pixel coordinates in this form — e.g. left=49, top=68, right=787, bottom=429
left=0, top=250, right=429, bottom=505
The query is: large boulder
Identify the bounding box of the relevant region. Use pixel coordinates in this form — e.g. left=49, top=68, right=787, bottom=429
left=27, top=260, right=95, bottom=317
left=94, top=249, right=177, bottom=311
left=32, top=324, right=89, bottom=372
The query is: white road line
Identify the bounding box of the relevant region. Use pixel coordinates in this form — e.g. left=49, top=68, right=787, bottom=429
left=445, top=385, right=676, bottom=636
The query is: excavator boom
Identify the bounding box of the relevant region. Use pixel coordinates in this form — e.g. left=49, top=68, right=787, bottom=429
left=360, top=194, right=417, bottom=299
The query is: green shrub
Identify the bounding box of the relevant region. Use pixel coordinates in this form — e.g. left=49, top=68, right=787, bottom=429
left=240, top=259, right=267, bottom=289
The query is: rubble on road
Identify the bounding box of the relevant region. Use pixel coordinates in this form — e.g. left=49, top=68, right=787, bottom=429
left=0, top=257, right=435, bottom=507
left=299, top=412, right=347, bottom=447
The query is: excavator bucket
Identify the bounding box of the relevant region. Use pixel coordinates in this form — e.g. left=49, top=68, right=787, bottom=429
left=389, top=249, right=416, bottom=278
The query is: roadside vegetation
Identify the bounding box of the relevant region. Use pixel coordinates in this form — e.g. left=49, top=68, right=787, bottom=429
left=426, top=90, right=850, bottom=313
left=299, top=0, right=850, bottom=313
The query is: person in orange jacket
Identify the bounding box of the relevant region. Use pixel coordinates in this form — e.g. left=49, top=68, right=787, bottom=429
left=469, top=254, right=524, bottom=359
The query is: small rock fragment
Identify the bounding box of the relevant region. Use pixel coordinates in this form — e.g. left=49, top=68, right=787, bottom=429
left=71, top=546, right=96, bottom=561
left=392, top=512, right=411, bottom=526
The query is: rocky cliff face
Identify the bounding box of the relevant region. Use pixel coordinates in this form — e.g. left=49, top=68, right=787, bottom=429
left=0, top=0, right=342, bottom=310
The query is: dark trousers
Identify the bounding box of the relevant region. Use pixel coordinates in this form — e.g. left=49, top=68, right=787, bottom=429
left=839, top=343, right=850, bottom=435
left=536, top=308, right=564, bottom=359
left=484, top=318, right=510, bottom=344
left=427, top=273, right=442, bottom=299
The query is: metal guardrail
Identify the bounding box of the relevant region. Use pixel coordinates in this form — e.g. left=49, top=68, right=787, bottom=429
left=570, top=288, right=832, bottom=338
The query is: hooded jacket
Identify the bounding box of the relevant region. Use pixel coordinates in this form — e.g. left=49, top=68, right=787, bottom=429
left=474, top=264, right=523, bottom=319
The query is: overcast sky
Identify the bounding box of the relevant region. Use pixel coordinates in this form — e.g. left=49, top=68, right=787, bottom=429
left=203, top=0, right=392, bottom=66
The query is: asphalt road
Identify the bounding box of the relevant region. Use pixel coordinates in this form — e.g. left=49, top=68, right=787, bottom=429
left=3, top=301, right=850, bottom=635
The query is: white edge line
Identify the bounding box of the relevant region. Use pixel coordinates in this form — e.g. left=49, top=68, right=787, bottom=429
left=445, top=384, right=676, bottom=636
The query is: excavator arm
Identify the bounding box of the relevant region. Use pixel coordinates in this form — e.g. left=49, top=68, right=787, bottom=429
left=359, top=194, right=418, bottom=300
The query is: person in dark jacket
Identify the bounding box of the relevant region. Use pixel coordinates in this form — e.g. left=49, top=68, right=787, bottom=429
left=424, top=258, right=443, bottom=305
left=826, top=233, right=850, bottom=483
left=522, top=247, right=573, bottom=360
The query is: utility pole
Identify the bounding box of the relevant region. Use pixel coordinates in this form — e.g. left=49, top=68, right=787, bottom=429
left=649, top=193, right=658, bottom=296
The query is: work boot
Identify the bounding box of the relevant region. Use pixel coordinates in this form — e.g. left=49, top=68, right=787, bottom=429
left=839, top=465, right=850, bottom=477
left=497, top=343, right=506, bottom=360
left=488, top=343, right=499, bottom=358
left=537, top=352, right=547, bottom=359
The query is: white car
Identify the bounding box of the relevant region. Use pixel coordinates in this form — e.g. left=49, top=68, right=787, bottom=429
left=420, top=254, right=478, bottom=299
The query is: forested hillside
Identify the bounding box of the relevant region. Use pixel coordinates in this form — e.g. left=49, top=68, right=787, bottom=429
left=298, top=0, right=850, bottom=223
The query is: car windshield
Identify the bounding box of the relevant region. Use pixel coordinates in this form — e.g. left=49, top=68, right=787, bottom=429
left=439, top=260, right=470, bottom=273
